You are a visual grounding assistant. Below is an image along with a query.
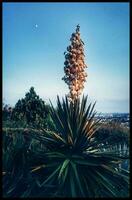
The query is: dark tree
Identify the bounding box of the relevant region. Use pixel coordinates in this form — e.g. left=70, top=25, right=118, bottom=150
left=2, top=104, right=13, bottom=121
left=11, top=87, right=52, bottom=128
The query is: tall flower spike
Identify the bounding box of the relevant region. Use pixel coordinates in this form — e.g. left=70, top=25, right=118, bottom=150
left=62, top=25, right=88, bottom=102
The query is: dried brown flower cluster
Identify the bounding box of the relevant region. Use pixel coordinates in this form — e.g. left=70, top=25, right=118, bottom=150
left=62, top=25, right=87, bottom=102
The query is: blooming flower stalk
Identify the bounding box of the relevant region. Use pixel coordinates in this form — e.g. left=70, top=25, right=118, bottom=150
left=62, top=25, right=87, bottom=102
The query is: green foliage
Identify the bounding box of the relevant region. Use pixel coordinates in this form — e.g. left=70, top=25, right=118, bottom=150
left=2, top=128, right=49, bottom=197
left=2, top=104, right=13, bottom=121
left=10, top=87, right=53, bottom=129
left=2, top=96, right=129, bottom=197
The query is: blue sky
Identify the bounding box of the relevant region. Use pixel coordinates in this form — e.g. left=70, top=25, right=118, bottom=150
left=3, top=2, right=129, bottom=113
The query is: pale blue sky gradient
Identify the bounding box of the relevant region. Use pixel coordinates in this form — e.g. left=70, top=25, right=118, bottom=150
left=3, top=2, right=130, bottom=113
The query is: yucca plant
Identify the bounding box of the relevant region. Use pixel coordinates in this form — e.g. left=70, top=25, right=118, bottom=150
left=2, top=25, right=129, bottom=198
left=28, top=95, right=129, bottom=197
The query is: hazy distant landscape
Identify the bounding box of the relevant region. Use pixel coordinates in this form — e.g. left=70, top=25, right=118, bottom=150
left=96, top=113, right=129, bottom=126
